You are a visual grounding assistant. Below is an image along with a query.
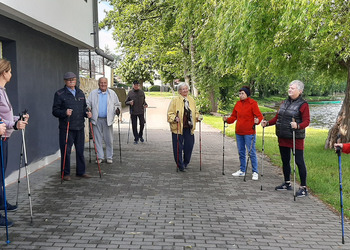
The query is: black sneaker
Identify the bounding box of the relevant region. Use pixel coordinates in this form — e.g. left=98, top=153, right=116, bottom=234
left=296, top=187, right=308, bottom=197
left=0, top=202, right=18, bottom=212
left=140, top=137, right=144, bottom=142
left=275, top=182, right=292, bottom=191
left=0, top=215, right=13, bottom=228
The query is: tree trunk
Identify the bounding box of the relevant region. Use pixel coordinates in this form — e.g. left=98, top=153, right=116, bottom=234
left=184, top=69, right=191, bottom=87
left=139, top=79, right=144, bottom=89
left=189, top=33, right=198, bottom=97
left=325, top=63, right=350, bottom=149
left=209, top=89, right=218, bottom=112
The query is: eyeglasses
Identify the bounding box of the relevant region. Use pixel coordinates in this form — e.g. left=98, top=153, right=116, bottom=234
left=65, top=78, right=76, bottom=82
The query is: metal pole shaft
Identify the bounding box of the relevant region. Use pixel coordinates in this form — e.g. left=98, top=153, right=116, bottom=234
left=21, top=129, right=33, bottom=224
left=260, top=127, right=265, bottom=191
left=90, top=121, right=102, bottom=178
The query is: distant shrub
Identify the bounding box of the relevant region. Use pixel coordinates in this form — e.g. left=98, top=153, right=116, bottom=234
left=149, top=85, right=161, bottom=92
left=195, top=95, right=211, bottom=114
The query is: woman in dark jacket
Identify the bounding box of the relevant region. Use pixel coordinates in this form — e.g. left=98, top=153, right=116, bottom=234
left=261, top=80, right=310, bottom=197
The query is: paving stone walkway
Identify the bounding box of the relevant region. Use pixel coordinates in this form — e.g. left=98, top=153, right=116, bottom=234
left=0, top=96, right=349, bottom=249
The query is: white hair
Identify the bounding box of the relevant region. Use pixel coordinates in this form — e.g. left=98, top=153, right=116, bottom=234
left=289, top=80, right=304, bottom=92
left=177, top=82, right=190, bottom=93
left=98, top=77, right=108, bottom=83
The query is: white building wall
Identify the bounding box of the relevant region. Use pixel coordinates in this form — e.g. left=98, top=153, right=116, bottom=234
left=0, top=0, right=95, bottom=48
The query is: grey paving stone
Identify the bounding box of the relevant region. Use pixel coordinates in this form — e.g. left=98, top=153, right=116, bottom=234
left=0, top=97, right=349, bottom=249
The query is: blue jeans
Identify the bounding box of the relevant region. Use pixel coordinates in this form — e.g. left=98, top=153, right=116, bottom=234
left=236, top=134, right=258, bottom=173
left=172, top=128, right=194, bottom=170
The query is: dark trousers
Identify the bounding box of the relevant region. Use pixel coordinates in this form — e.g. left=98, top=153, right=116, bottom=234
left=0, top=139, right=8, bottom=206
left=131, top=114, right=145, bottom=141
left=59, top=129, right=86, bottom=176
left=279, top=146, right=307, bottom=186
left=172, top=128, right=194, bottom=170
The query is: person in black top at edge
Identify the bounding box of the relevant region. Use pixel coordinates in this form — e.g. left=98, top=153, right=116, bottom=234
left=125, top=80, right=148, bottom=144
left=52, top=72, right=92, bottom=181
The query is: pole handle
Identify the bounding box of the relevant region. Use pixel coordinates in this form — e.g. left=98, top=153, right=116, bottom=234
left=19, top=109, right=28, bottom=121
left=336, top=134, right=342, bottom=156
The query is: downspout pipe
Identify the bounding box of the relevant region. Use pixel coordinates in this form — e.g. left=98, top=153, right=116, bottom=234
left=92, top=0, right=114, bottom=62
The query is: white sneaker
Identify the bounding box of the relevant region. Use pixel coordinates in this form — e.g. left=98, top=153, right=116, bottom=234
left=95, top=159, right=103, bottom=164
left=232, top=170, right=245, bottom=177
left=106, top=159, right=113, bottom=164
left=252, top=172, right=259, bottom=181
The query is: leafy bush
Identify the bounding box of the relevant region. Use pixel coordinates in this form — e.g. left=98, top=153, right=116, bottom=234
left=148, top=85, right=161, bottom=92
left=195, top=95, right=211, bottom=114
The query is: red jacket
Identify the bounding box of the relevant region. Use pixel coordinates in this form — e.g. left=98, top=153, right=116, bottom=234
left=227, top=97, right=263, bottom=135
left=342, top=143, right=350, bottom=154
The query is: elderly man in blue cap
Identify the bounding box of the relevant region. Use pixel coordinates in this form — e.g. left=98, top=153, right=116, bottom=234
left=52, top=72, right=92, bottom=181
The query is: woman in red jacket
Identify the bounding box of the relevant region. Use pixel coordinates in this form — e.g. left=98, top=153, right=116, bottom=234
left=223, top=86, right=263, bottom=180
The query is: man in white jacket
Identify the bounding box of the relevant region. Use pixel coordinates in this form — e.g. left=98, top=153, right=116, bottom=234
left=87, top=77, right=121, bottom=164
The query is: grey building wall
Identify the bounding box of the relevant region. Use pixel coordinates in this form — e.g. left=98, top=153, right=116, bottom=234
left=0, top=14, right=80, bottom=178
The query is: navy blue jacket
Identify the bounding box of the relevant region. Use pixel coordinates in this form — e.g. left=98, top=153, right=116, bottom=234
left=52, top=86, right=87, bottom=130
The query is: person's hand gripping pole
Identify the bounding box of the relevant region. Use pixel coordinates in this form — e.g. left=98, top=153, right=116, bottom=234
left=19, top=109, right=33, bottom=224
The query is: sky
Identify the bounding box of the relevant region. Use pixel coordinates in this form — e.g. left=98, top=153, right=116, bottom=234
left=98, top=1, right=118, bottom=53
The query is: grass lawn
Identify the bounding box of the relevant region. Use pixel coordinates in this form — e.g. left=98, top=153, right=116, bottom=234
left=203, top=114, right=350, bottom=218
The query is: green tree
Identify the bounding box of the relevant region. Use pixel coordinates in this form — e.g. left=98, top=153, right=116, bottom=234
left=116, top=52, right=154, bottom=87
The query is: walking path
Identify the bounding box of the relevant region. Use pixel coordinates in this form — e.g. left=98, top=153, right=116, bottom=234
left=1, top=96, right=349, bottom=249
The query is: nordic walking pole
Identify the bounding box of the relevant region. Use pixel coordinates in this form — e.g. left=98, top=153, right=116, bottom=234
left=176, top=111, right=180, bottom=172
left=19, top=110, right=33, bottom=224
left=292, top=117, right=296, bottom=201
left=89, top=124, right=91, bottom=163
left=260, top=126, right=265, bottom=191
left=16, top=141, right=23, bottom=207
left=222, top=119, right=227, bottom=175
left=0, top=119, right=10, bottom=244
left=61, top=115, right=70, bottom=184
left=116, top=108, right=122, bottom=163
left=144, top=106, right=147, bottom=142
left=127, top=101, right=133, bottom=144
left=244, top=124, right=256, bottom=182
left=127, top=116, right=131, bottom=144
left=89, top=120, right=102, bottom=178
left=336, top=134, right=345, bottom=244
left=199, top=116, right=202, bottom=171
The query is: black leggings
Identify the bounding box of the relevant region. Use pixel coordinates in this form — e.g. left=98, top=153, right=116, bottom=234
left=279, top=146, right=307, bottom=186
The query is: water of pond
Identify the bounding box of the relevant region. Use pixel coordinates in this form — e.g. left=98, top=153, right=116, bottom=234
left=264, top=102, right=342, bottom=129
left=309, top=103, right=342, bottom=129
